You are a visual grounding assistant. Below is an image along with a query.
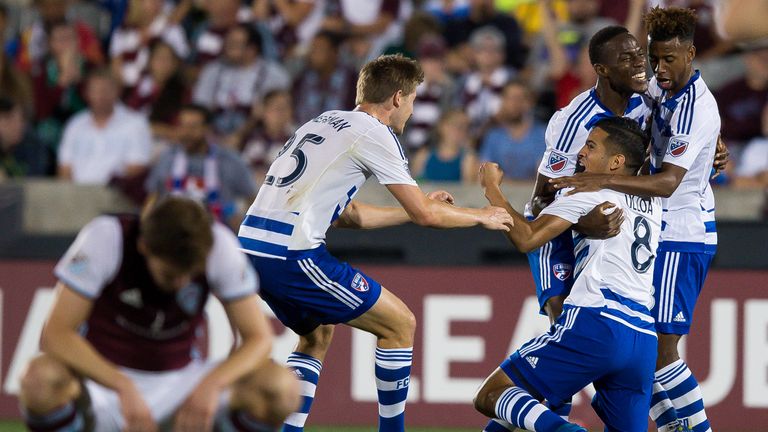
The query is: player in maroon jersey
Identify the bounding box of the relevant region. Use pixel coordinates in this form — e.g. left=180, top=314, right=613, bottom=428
left=18, top=197, right=300, bottom=432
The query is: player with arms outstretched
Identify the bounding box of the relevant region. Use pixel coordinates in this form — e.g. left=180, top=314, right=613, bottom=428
left=473, top=117, right=662, bottom=432
left=552, top=7, right=721, bottom=432
left=239, top=54, right=513, bottom=432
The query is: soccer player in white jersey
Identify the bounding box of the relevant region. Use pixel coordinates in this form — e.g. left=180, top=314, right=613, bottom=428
left=473, top=116, right=661, bottom=432
left=552, top=8, right=721, bottom=432
left=238, top=54, right=513, bottom=432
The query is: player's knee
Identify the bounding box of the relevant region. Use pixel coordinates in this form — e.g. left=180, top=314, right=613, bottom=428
left=545, top=295, right=565, bottom=320
left=472, top=386, right=495, bottom=418
left=300, top=324, right=335, bottom=352
left=656, top=334, right=681, bottom=368
left=20, top=355, right=78, bottom=412
left=237, top=363, right=301, bottom=424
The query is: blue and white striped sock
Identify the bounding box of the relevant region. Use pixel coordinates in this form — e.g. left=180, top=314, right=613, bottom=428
left=494, top=387, right=569, bottom=431
left=546, top=399, right=571, bottom=421
left=657, top=359, right=711, bottom=432
left=282, top=352, right=322, bottom=432
left=483, top=418, right=517, bottom=431
left=650, top=378, right=680, bottom=431
left=375, top=347, right=412, bottom=432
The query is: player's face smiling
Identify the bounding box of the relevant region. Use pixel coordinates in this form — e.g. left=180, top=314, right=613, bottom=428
left=577, top=128, right=612, bottom=173
left=604, top=34, right=648, bottom=94
left=649, top=37, right=695, bottom=94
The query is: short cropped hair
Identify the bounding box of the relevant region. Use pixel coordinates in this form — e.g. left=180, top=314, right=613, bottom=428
left=588, top=25, right=630, bottom=65
left=355, top=54, right=424, bottom=105
left=180, top=103, right=213, bottom=125
left=140, top=197, right=214, bottom=269
left=593, top=116, right=648, bottom=173
left=644, top=7, right=696, bottom=43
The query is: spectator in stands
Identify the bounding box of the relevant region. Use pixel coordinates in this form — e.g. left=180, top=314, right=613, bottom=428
left=0, top=4, right=11, bottom=56
left=424, top=0, right=470, bottom=24
left=715, top=47, right=768, bottom=146
left=193, top=23, right=290, bottom=137
left=251, top=0, right=321, bottom=58
left=0, top=30, right=34, bottom=118
left=57, top=69, right=152, bottom=185
left=236, top=90, right=296, bottom=182
left=109, top=0, right=189, bottom=90
left=320, top=0, right=410, bottom=62
left=443, top=0, right=526, bottom=69
left=733, top=104, right=768, bottom=189
left=405, top=34, right=458, bottom=152
left=459, top=26, right=515, bottom=132
left=411, top=109, right=478, bottom=182
left=191, top=0, right=251, bottom=65
left=145, top=104, right=257, bottom=228
left=126, top=40, right=190, bottom=144
left=13, top=0, right=104, bottom=73
left=0, top=98, right=51, bottom=179
left=32, top=21, right=90, bottom=151
left=478, top=80, right=546, bottom=182
left=292, top=31, right=357, bottom=124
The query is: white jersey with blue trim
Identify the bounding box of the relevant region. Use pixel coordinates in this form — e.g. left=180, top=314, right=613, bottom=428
left=541, top=189, right=662, bottom=327
left=537, top=88, right=652, bottom=179
left=238, top=110, right=417, bottom=259
left=647, top=72, right=719, bottom=253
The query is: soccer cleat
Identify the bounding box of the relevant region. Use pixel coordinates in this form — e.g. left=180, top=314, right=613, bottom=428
left=554, top=424, right=587, bottom=432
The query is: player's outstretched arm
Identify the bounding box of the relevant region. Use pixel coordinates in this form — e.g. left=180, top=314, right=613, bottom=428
left=386, top=183, right=513, bottom=231
left=42, top=283, right=157, bottom=432
left=175, top=294, right=273, bottom=431
left=480, top=163, right=572, bottom=252
left=549, top=162, right=686, bottom=198
left=333, top=191, right=455, bottom=229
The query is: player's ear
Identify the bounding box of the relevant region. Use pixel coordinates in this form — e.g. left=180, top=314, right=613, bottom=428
left=687, top=43, right=696, bottom=64
left=593, top=63, right=608, bottom=79
left=611, top=154, right=626, bottom=171
left=392, top=90, right=402, bottom=108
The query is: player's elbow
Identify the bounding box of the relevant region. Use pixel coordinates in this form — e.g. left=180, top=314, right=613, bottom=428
left=515, top=241, right=537, bottom=254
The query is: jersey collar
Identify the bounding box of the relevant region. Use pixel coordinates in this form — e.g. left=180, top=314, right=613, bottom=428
left=660, top=70, right=700, bottom=110
left=589, top=88, right=643, bottom=117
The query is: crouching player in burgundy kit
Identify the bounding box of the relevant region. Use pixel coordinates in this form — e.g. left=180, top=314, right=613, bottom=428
left=18, top=197, right=300, bottom=432
left=474, top=117, right=661, bottom=432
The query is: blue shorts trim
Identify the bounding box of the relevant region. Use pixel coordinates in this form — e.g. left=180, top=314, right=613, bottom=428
left=652, top=250, right=713, bottom=335
left=247, top=245, right=381, bottom=335
left=499, top=306, right=656, bottom=432
left=525, top=228, right=574, bottom=314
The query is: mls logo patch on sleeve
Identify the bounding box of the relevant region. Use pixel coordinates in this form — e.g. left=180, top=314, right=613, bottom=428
left=668, top=138, right=688, bottom=157
left=552, top=263, right=572, bottom=281
left=547, top=152, right=568, bottom=172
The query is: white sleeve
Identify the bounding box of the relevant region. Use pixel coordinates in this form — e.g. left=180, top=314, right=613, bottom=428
left=54, top=216, right=122, bottom=298
left=207, top=223, right=260, bottom=302
left=537, top=109, right=580, bottom=178
left=736, top=139, right=768, bottom=177
left=125, top=115, right=152, bottom=165
left=352, top=125, right=417, bottom=186
left=57, top=118, right=79, bottom=166
left=539, top=190, right=607, bottom=224
left=662, top=102, right=720, bottom=171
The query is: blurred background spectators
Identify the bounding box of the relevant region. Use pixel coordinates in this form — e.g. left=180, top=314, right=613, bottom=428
left=0, top=0, right=765, bottom=224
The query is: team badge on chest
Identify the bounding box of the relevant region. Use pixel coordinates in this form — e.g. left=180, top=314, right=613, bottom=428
left=176, top=283, right=203, bottom=315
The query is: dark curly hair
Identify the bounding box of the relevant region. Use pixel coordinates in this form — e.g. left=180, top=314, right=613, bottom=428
left=644, top=6, right=697, bottom=42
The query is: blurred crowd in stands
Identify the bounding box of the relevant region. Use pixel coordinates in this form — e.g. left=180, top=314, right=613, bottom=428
left=0, top=0, right=767, bottom=225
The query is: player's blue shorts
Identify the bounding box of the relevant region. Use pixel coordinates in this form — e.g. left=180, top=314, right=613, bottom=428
left=247, top=245, right=382, bottom=335
left=500, top=302, right=657, bottom=432
left=525, top=227, right=575, bottom=314
left=652, top=249, right=714, bottom=335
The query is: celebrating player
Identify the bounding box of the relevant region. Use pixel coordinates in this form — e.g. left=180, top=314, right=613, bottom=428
left=238, top=54, right=514, bottom=432
left=18, top=197, right=300, bottom=432
left=474, top=116, right=661, bottom=432
left=552, top=8, right=721, bottom=432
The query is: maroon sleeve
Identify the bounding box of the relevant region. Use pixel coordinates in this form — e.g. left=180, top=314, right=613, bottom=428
left=380, top=0, right=399, bottom=15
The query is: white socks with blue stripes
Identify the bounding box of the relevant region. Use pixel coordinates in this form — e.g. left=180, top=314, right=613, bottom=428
left=375, top=347, right=412, bottom=432
left=656, top=359, right=711, bottom=432
left=283, top=352, right=322, bottom=432
left=494, top=387, right=569, bottom=431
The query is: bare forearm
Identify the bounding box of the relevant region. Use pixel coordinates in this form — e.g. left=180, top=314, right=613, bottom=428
left=198, top=335, right=271, bottom=391
left=41, top=329, right=130, bottom=391
left=335, top=201, right=411, bottom=229
left=483, top=185, right=536, bottom=250
left=604, top=173, right=677, bottom=198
